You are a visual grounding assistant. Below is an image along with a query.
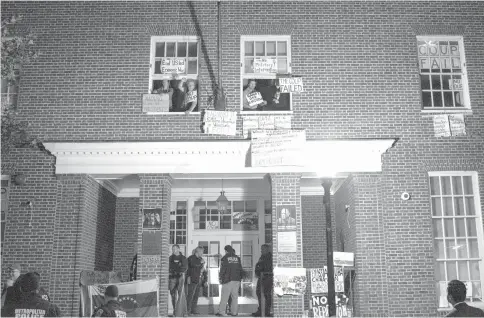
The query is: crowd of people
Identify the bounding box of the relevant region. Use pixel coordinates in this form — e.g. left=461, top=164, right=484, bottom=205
left=169, top=243, right=274, bottom=317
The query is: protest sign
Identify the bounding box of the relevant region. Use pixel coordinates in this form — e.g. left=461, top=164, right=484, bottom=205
left=449, top=114, right=466, bottom=136
left=279, top=77, right=304, bottom=93
left=310, top=294, right=351, bottom=318
left=254, top=58, right=277, bottom=73
left=142, top=94, right=169, bottom=113
left=310, top=267, right=344, bottom=293
left=247, top=91, right=264, bottom=108
left=203, top=110, right=237, bottom=136
left=242, top=115, right=291, bottom=138
left=433, top=115, right=451, bottom=137
left=251, top=129, right=306, bottom=167
left=449, top=79, right=463, bottom=90
left=160, top=58, right=186, bottom=74
left=274, top=267, right=307, bottom=296
left=232, top=212, right=258, bottom=230
left=186, top=90, right=198, bottom=104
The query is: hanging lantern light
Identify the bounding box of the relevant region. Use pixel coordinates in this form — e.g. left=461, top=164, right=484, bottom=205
left=216, top=179, right=229, bottom=211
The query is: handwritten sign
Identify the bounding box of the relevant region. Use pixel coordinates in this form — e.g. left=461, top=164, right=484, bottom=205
left=310, top=267, right=344, bottom=293
left=243, top=115, right=291, bottom=138
left=251, top=129, right=306, bottom=167
left=433, top=115, right=451, bottom=137
left=311, top=294, right=351, bottom=318
left=246, top=91, right=264, bottom=107
left=279, top=77, right=304, bottom=93
left=186, top=90, right=198, bottom=103
left=449, top=114, right=466, bottom=136
left=142, top=94, right=169, bottom=113
left=203, top=110, right=237, bottom=136
left=274, top=267, right=307, bottom=296
left=449, top=79, right=463, bottom=90
left=277, top=231, right=297, bottom=253
left=333, top=252, right=354, bottom=267
left=254, top=58, right=277, bottom=73
left=160, top=58, right=186, bottom=74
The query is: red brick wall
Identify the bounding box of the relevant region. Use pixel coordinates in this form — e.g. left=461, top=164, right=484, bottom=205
left=113, top=197, right=139, bottom=281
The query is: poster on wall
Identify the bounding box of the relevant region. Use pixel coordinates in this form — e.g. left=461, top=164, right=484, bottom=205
left=277, top=205, right=297, bottom=232
left=274, top=267, right=307, bottom=296
left=279, top=77, right=304, bottom=93
left=143, top=208, right=162, bottom=230
left=310, top=267, right=344, bottom=294
left=232, top=212, right=258, bottom=230
left=251, top=129, right=306, bottom=167
left=203, top=110, right=237, bottom=136
left=277, top=232, right=297, bottom=253
left=142, top=231, right=162, bottom=255
left=242, top=115, right=292, bottom=138
left=310, top=294, right=352, bottom=318
left=449, top=114, right=466, bottom=136
left=433, top=115, right=451, bottom=137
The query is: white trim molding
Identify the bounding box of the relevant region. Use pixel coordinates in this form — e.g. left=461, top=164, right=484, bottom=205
left=44, top=139, right=396, bottom=176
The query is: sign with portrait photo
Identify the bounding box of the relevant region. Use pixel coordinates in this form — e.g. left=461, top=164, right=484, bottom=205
left=142, top=208, right=162, bottom=230
left=277, top=205, right=297, bottom=232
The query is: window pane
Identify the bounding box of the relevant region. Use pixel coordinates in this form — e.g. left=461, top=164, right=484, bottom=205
left=234, top=201, right=245, bottom=212
left=471, top=282, right=481, bottom=299
left=446, top=240, right=456, bottom=259
left=264, top=200, right=272, bottom=214
left=170, top=220, right=175, bottom=229
left=433, top=219, right=443, bottom=237
left=277, top=41, right=287, bottom=56
left=278, top=58, right=287, bottom=73
left=187, top=60, right=197, bottom=74
left=444, top=92, right=454, bottom=107
left=245, top=58, right=254, bottom=73
left=466, top=219, right=477, bottom=237
left=454, top=197, right=464, bottom=216
left=432, top=198, right=442, bottom=216
left=188, top=42, right=198, bottom=57
left=177, top=42, right=187, bottom=57
left=463, top=177, right=473, bottom=195
left=155, top=42, right=165, bottom=57
left=154, top=61, right=161, bottom=74
left=456, top=239, right=468, bottom=258
left=469, top=239, right=479, bottom=258
left=242, top=243, right=252, bottom=255
left=454, top=92, right=463, bottom=107
left=246, top=200, right=257, bottom=212
left=245, top=41, right=254, bottom=56
left=441, top=177, right=452, bottom=194
left=436, top=261, right=446, bottom=281
left=442, top=75, right=451, bottom=89
left=470, top=261, right=480, bottom=280
left=255, top=42, right=265, bottom=56
left=451, top=177, right=463, bottom=195
left=431, top=75, right=441, bottom=89
left=457, top=261, right=469, bottom=280
left=242, top=256, right=253, bottom=268
left=455, top=219, right=465, bottom=237
left=434, top=239, right=445, bottom=259
left=447, top=262, right=457, bottom=280
left=422, top=92, right=432, bottom=107
left=166, top=42, right=176, bottom=57
left=267, top=41, right=276, bottom=56
left=442, top=198, right=453, bottom=216
left=444, top=219, right=454, bottom=237
left=465, top=197, right=475, bottom=215
left=420, top=75, right=430, bottom=90
left=433, top=92, right=443, bottom=107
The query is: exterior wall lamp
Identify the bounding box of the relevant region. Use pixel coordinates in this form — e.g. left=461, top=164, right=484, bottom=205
left=216, top=179, right=229, bottom=211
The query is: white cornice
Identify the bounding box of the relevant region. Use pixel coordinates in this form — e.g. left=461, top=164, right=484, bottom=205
left=44, top=139, right=395, bottom=175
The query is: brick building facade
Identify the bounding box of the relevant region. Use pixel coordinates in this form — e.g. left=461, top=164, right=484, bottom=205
left=1, top=1, right=483, bottom=317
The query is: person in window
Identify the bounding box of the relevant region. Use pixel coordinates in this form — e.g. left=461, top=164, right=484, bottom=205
left=183, top=79, right=198, bottom=115
left=172, top=80, right=186, bottom=112
left=446, top=280, right=484, bottom=317
left=243, top=79, right=267, bottom=111
left=152, top=79, right=173, bottom=111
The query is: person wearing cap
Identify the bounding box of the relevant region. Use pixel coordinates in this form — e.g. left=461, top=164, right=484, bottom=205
left=216, top=245, right=243, bottom=317
left=3, top=272, right=60, bottom=317
left=1, top=263, right=22, bottom=309
left=92, top=285, right=126, bottom=317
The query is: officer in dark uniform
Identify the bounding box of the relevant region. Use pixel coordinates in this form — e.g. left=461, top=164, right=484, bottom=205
left=168, top=244, right=188, bottom=316
left=92, top=285, right=126, bottom=317
left=252, top=244, right=273, bottom=317
left=3, top=272, right=60, bottom=317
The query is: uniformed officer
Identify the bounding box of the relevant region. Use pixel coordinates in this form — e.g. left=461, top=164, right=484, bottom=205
left=3, top=272, right=60, bottom=317
left=92, top=285, right=126, bottom=317
left=252, top=244, right=273, bottom=317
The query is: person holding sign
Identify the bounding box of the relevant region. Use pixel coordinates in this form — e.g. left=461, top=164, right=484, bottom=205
left=152, top=79, right=173, bottom=111
left=243, top=79, right=267, bottom=111
left=172, top=79, right=187, bottom=113
left=183, top=79, right=198, bottom=115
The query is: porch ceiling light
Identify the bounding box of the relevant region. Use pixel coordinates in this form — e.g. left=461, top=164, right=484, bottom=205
left=216, top=179, right=229, bottom=211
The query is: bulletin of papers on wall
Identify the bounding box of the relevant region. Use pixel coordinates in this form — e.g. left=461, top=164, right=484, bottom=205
left=243, top=115, right=292, bottom=138
left=433, top=114, right=466, bottom=137
left=202, top=110, right=237, bottom=136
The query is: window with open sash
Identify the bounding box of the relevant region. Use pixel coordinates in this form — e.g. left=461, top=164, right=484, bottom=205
left=169, top=201, right=187, bottom=255
left=148, top=36, right=199, bottom=113
left=241, top=35, right=291, bottom=112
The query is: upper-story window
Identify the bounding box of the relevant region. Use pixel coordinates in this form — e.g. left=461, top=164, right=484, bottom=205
left=417, top=36, right=470, bottom=111
left=149, top=36, right=199, bottom=113
left=241, top=35, right=292, bottom=113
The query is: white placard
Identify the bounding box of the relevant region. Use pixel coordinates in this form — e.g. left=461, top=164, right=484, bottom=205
left=254, top=58, right=277, bottom=73
left=142, top=94, right=169, bottom=113
left=246, top=91, right=264, bottom=107
left=277, top=231, right=297, bottom=252
left=203, top=110, right=237, bottom=136
left=279, top=77, right=304, bottom=93
left=160, top=58, right=186, bottom=74
left=449, top=114, right=466, bottom=136
left=333, top=252, right=354, bottom=267
left=251, top=129, right=306, bottom=167
left=186, top=90, right=198, bottom=103
left=243, top=115, right=291, bottom=138
left=433, top=115, right=451, bottom=137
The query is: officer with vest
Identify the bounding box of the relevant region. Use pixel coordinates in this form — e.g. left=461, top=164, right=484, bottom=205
left=92, top=285, right=126, bottom=317
left=252, top=244, right=273, bottom=317
left=3, top=272, right=60, bottom=317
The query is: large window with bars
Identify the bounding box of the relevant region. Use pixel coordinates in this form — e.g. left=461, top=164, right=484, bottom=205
left=429, top=172, right=483, bottom=308
left=170, top=201, right=187, bottom=255
left=194, top=200, right=259, bottom=231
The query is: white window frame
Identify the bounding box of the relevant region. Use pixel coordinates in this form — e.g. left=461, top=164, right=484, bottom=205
left=240, top=35, right=292, bottom=114
left=428, top=171, right=484, bottom=311
left=148, top=35, right=200, bottom=115
left=417, top=36, right=471, bottom=113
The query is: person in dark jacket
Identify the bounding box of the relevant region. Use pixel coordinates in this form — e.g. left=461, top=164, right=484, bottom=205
left=216, top=245, right=243, bottom=317
left=186, top=246, right=207, bottom=315
left=1, top=263, right=22, bottom=310
left=92, top=285, right=126, bottom=317
left=169, top=244, right=188, bottom=316
left=446, top=280, right=484, bottom=317
left=3, top=272, right=60, bottom=317
left=252, top=244, right=273, bottom=317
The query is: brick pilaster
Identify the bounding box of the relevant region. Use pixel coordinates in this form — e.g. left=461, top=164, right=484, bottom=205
left=137, top=174, right=173, bottom=317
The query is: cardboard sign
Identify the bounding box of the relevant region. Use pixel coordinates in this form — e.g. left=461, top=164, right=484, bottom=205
left=186, top=90, right=198, bottom=103
left=279, top=77, right=304, bottom=93
left=310, top=267, right=344, bottom=294
left=142, top=94, right=169, bottom=113
left=203, top=110, right=237, bottom=136
left=243, top=115, right=292, bottom=138
left=433, top=115, right=451, bottom=137
left=160, top=58, right=186, bottom=74
left=333, top=252, right=354, bottom=267
left=251, top=129, right=306, bottom=167
left=254, top=58, right=277, bottom=73
left=246, top=91, right=264, bottom=107
left=449, top=79, right=463, bottom=90
left=449, top=114, right=466, bottom=136
left=311, top=294, right=351, bottom=318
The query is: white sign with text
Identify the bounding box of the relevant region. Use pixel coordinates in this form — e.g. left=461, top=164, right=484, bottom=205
left=251, top=129, right=306, bottom=167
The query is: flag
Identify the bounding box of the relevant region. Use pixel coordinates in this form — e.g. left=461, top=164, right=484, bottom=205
left=88, top=278, right=159, bottom=317
left=129, top=254, right=137, bottom=281
left=174, top=281, right=187, bottom=317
